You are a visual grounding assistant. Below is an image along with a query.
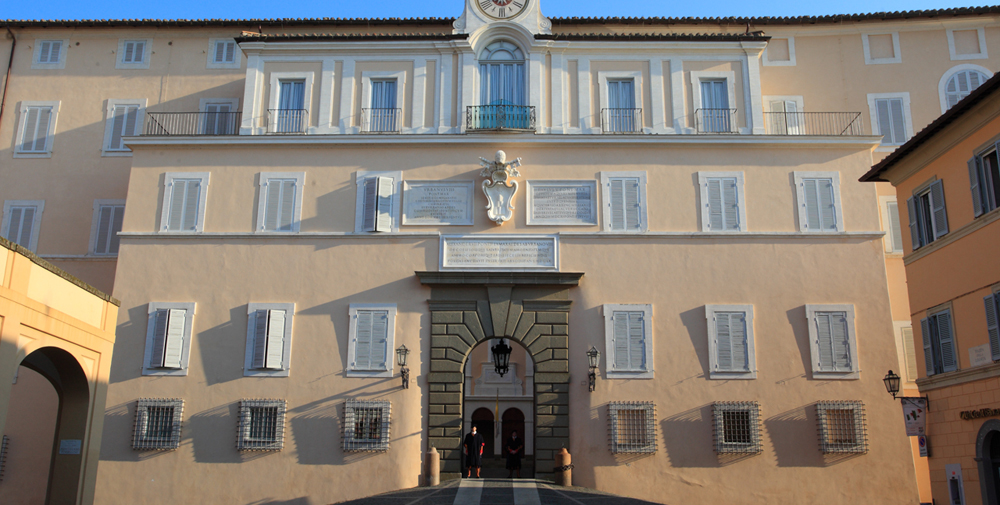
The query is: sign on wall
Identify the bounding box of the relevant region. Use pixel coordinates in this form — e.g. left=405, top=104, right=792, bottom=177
left=526, top=180, right=598, bottom=226
left=441, top=235, right=558, bottom=270
left=402, top=181, right=475, bottom=226
left=901, top=397, right=927, bottom=436
left=969, top=343, right=992, bottom=368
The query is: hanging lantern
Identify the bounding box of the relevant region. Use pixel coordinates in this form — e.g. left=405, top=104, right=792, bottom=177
left=883, top=370, right=901, bottom=399
left=491, top=339, right=512, bottom=377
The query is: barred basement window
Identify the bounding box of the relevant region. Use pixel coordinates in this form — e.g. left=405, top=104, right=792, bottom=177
left=817, top=401, right=868, bottom=454
left=712, top=402, right=762, bottom=454
left=0, top=435, right=8, bottom=482
left=237, top=399, right=286, bottom=451
left=608, top=402, right=656, bottom=454
left=132, top=399, right=184, bottom=450
left=343, top=400, right=391, bottom=452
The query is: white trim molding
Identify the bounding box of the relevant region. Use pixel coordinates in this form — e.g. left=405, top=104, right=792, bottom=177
left=31, top=39, right=69, bottom=70
left=159, top=172, right=211, bottom=233
left=14, top=100, right=60, bottom=158
left=256, top=171, right=306, bottom=233
left=244, top=302, right=296, bottom=377
left=346, top=303, right=397, bottom=378
left=793, top=171, right=845, bottom=233
left=603, top=303, right=654, bottom=379
left=762, top=37, right=796, bottom=66
left=142, top=302, right=196, bottom=376
left=705, top=304, right=756, bottom=379
left=697, top=171, right=748, bottom=232
left=805, top=304, right=860, bottom=380
left=2, top=200, right=45, bottom=252
left=116, top=39, right=152, bottom=69
left=862, top=33, right=902, bottom=64
left=947, top=28, right=988, bottom=61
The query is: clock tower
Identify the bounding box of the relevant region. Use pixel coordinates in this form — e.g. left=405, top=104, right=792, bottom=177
left=453, top=0, right=552, bottom=36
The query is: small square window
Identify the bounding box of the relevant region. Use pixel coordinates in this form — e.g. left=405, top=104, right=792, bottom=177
left=207, top=39, right=241, bottom=69
left=863, top=33, right=901, bottom=64
left=116, top=39, right=151, bottom=69
left=238, top=399, right=286, bottom=451
left=608, top=401, right=656, bottom=454
left=816, top=401, right=868, bottom=454
left=713, top=402, right=762, bottom=454
left=32, top=40, right=67, bottom=69
left=343, top=400, right=391, bottom=452
left=132, top=399, right=184, bottom=450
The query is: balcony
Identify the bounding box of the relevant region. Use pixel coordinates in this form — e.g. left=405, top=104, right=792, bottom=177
left=143, top=112, right=242, bottom=136
left=695, top=108, right=739, bottom=134
left=466, top=105, right=535, bottom=132
left=267, top=109, right=308, bottom=134
left=362, top=108, right=402, bottom=134
left=601, top=108, right=643, bottom=134
left=764, top=112, right=864, bottom=136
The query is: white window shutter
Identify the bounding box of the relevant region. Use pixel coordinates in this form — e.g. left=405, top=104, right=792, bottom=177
left=815, top=313, right=834, bottom=370
left=889, top=99, right=906, bottom=144
left=624, top=179, right=641, bottom=231
left=362, top=178, right=379, bottom=232
left=111, top=106, right=126, bottom=149
left=38, top=41, right=53, bottom=63
left=181, top=181, right=201, bottom=231
left=723, top=179, right=739, bottom=230
left=929, top=180, right=949, bottom=238
left=818, top=180, right=837, bottom=230
left=5, top=208, right=22, bottom=244
left=123, top=41, right=135, bottom=63
left=33, top=108, right=51, bottom=152
left=264, top=310, right=286, bottom=370
left=707, top=179, right=723, bottom=230
left=252, top=309, right=269, bottom=369
left=831, top=312, right=851, bottom=370
left=279, top=180, right=296, bottom=231
left=214, top=41, right=227, bottom=63
left=150, top=309, right=169, bottom=367
left=370, top=311, right=388, bottom=370
left=803, top=179, right=819, bottom=230
left=730, top=313, right=748, bottom=371
left=986, top=295, right=1000, bottom=360
left=354, top=311, right=374, bottom=370
left=906, top=196, right=920, bottom=250
left=901, top=327, right=918, bottom=381
left=627, top=312, right=645, bottom=371
left=264, top=180, right=281, bottom=231
left=162, top=309, right=186, bottom=369
left=19, top=208, right=35, bottom=247
left=96, top=206, right=114, bottom=254
left=921, top=318, right=934, bottom=376
left=20, top=106, right=39, bottom=151
left=612, top=311, right=630, bottom=370
left=49, top=41, right=61, bottom=62
left=936, top=311, right=957, bottom=373
left=375, top=177, right=393, bottom=232
left=225, top=42, right=236, bottom=63
left=715, top=313, right=732, bottom=370
left=167, top=180, right=187, bottom=230
left=133, top=41, right=145, bottom=63
left=609, top=179, right=625, bottom=230
left=969, top=157, right=985, bottom=217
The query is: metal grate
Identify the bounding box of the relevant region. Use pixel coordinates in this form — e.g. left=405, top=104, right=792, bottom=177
left=343, top=400, right=391, bottom=452
left=132, top=399, right=184, bottom=450
left=817, top=401, right=868, bottom=454
left=713, top=402, right=762, bottom=454
left=608, top=402, right=656, bottom=454
left=0, top=435, right=8, bottom=482
left=237, top=399, right=286, bottom=451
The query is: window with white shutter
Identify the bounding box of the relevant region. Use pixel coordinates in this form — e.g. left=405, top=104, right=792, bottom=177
left=879, top=197, right=904, bottom=253
left=244, top=303, right=295, bottom=377
left=603, top=304, right=653, bottom=379
left=908, top=179, right=949, bottom=250
left=142, top=302, right=195, bottom=376
left=921, top=307, right=958, bottom=376
left=354, top=171, right=401, bottom=233
left=347, top=304, right=397, bottom=377
left=794, top=172, right=844, bottom=232
left=2, top=200, right=44, bottom=252
left=132, top=398, right=184, bottom=450
left=117, top=39, right=150, bottom=68
left=103, top=99, right=146, bottom=155
left=706, top=305, right=756, bottom=379
left=256, top=172, right=305, bottom=232
left=32, top=40, right=67, bottom=68
left=698, top=172, right=746, bottom=232
left=766, top=98, right=803, bottom=134
left=601, top=171, right=647, bottom=232
left=14, top=101, right=59, bottom=157
left=90, top=200, right=125, bottom=255
left=867, top=92, right=912, bottom=146
left=237, top=399, right=286, bottom=451
left=901, top=326, right=918, bottom=382
left=806, top=304, right=859, bottom=379
left=160, top=172, right=210, bottom=232
left=206, top=39, right=241, bottom=68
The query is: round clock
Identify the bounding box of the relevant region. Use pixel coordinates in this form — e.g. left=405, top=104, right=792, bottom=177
left=477, top=0, right=529, bottom=20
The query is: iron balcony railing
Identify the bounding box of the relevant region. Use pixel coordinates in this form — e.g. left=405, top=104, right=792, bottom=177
left=362, top=108, right=402, bottom=134
left=602, top=108, right=643, bottom=134
left=467, top=105, right=536, bottom=132
left=267, top=109, right=308, bottom=134
left=695, top=108, right=739, bottom=134
left=764, top=112, right=864, bottom=136
left=143, top=112, right=242, bottom=136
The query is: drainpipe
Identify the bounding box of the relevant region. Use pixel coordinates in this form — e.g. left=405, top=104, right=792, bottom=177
left=0, top=25, right=16, bottom=130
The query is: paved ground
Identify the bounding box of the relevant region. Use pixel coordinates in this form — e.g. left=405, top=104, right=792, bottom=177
left=331, top=479, right=664, bottom=505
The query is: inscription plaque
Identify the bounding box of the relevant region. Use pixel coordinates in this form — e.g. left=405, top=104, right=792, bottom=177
left=527, top=181, right=598, bottom=225
left=402, top=181, right=475, bottom=225
left=441, top=235, right=558, bottom=270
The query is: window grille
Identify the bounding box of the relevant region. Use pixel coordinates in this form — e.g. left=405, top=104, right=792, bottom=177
left=343, top=400, right=391, bottom=452
left=712, top=402, right=762, bottom=454
left=608, top=402, right=656, bottom=454
left=132, top=399, right=184, bottom=450
left=0, top=435, right=9, bottom=482
left=237, top=399, right=286, bottom=451
left=817, top=401, right=868, bottom=454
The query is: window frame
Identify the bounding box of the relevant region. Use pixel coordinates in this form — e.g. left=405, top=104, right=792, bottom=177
left=132, top=398, right=184, bottom=451
left=2, top=200, right=45, bottom=252
left=879, top=196, right=904, bottom=254
left=712, top=401, right=762, bottom=454
left=255, top=172, right=305, bottom=233
left=805, top=304, right=860, bottom=379
left=908, top=178, right=949, bottom=250
left=102, top=98, right=147, bottom=156
left=922, top=305, right=959, bottom=377
left=14, top=100, right=60, bottom=158
left=816, top=401, right=869, bottom=454
left=705, top=305, right=756, bottom=379
left=159, top=172, right=211, bottom=233
left=939, top=65, right=993, bottom=114
left=603, top=303, right=654, bottom=379
left=793, top=171, right=844, bottom=233
left=895, top=321, right=919, bottom=383
left=698, top=171, right=747, bottom=232
left=346, top=303, right=397, bottom=378
left=862, top=32, right=901, bottom=64
left=89, top=199, right=125, bottom=256
left=237, top=399, right=286, bottom=451
left=343, top=399, right=392, bottom=452
left=361, top=70, right=406, bottom=134
left=608, top=401, right=657, bottom=454
left=689, top=71, right=739, bottom=133
left=354, top=170, right=402, bottom=233
left=116, top=39, right=152, bottom=69
left=243, top=303, right=295, bottom=377
left=268, top=72, right=314, bottom=133
left=947, top=28, right=988, bottom=61
left=600, top=171, right=648, bottom=233
left=598, top=70, right=644, bottom=133
left=31, top=39, right=68, bottom=69
left=206, top=38, right=241, bottom=69
left=142, top=302, right=196, bottom=377
left=866, top=92, right=913, bottom=148
left=762, top=37, right=796, bottom=66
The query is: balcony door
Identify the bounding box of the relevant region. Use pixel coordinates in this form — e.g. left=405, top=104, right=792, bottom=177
left=607, top=79, right=636, bottom=133
left=369, top=79, right=398, bottom=132
left=275, top=80, right=305, bottom=133
left=477, top=40, right=527, bottom=130
left=700, top=79, right=731, bottom=133
left=202, top=102, right=233, bottom=135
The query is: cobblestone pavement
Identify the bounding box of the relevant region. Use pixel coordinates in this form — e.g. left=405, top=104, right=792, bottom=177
left=331, top=479, right=665, bottom=505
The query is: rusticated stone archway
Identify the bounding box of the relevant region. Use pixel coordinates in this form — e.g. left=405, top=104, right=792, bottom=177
left=417, top=271, right=582, bottom=482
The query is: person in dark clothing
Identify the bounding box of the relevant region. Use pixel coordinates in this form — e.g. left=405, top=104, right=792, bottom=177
left=506, top=430, right=524, bottom=478
left=463, top=425, right=486, bottom=478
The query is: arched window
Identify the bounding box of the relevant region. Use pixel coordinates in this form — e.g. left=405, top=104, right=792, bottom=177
left=479, top=40, right=525, bottom=106
left=944, top=69, right=990, bottom=110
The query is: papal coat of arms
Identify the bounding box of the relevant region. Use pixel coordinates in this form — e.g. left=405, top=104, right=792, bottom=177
left=479, top=150, right=522, bottom=225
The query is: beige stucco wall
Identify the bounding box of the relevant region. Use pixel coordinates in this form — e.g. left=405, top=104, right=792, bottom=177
left=1, top=366, right=60, bottom=505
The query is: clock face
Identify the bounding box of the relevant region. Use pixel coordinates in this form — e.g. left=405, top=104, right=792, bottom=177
left=477, top=0, right=529, bottom=20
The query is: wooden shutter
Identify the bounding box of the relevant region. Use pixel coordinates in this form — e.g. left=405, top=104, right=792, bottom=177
left=110, top=104, right=139, bottom=150
left=624, top=179, right=641, bottom=230
left=929, top=180, right=949, bottom=238
left=20, top=106, right=39, bottom=151
left=181, top=180, right=201, bottom=231
left=264, top=310, right=286, bottom=370
left=38, top=41, right=53, bottom=63
left=224, top=42, right=236, bottom=63
left=627, top=312, right=645, bottom=371
left=830, top=312, right=851, bottom=369
left=263, top=179, right=295, bottom=231
left=214, top=41, right=235, bottom=63
left=815, top=313, right=835, bottom=370
left=130, top=41, right=145, bottom=63
left=612, top=311, right=630, bottom=370
left=730, top=313, right=748, bottom=371
left=370, top=311, right=388, bottom=371
left=5, top=208, right=22, bottom=244
left=986, top=295, right=1000, bottom=360
left=362, top=178, right=379, bottom=232
left=252, top=309, right=269, bottom=369
left=970, top=157, right=985, bottom=217
left=723, top=179, right=739, bottom=230
left=354, top=311, right=374, bottom=370
left=715, top=312, right=732, bottom=370
left=7, top=206, right=35, bottom=248
left=803, top=179, right=820, bottom=230
left=906, top=196, right=919, bottom=250
left=162, top=309, right=186, bottom=369
left=376, top=177, right=393, bottom=232
left=707, top=179, right=724, bottom=230
left=818, top=179, right=837, bottom=230
left=936, top=311, right=957, bottom=373
left=279, top=180, right=296, bottom=231
left=607, top=177, right=642, bottom=231
left=921, top=318, right=934, bottom=376
left=123, top=41, right=136, bottom=63
left=901, top=327, right=918, bottom=381
left=20, top=106, right=50, bottom=152
left=96, top=206, right=114, bottom=254
left=609, top=179, right=625, bottom=230
left=32, top=107, right=51, bottom=152
left=149, top=309, right=169, bottom=367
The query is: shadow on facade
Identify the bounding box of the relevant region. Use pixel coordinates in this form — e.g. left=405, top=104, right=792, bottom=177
left=765, top=406, right=823, bottom=467
left=661, top=404, right=718, bottom=468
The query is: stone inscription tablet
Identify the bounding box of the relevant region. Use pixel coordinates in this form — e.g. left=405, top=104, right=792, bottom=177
left=527, top=181, right=597, bottom=225
left=402, top=181, right=475, bottom=225
left=441, top=236, right=558, bottom=270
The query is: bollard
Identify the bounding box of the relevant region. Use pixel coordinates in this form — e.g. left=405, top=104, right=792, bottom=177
left=554, top=448, right=572, bottom=487
left=425, top=447, right=440, bottom=487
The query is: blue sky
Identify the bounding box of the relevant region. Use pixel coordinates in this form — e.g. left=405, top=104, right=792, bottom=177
left=3, top=0, right=989, bottom=21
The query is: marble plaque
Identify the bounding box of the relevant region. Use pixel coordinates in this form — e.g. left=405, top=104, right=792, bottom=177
left=402, top=181, right=475, bottom=225
left=527, top=180, right=598, bottom=225
left=441, top=236, right=558, bottom=270
left=970, top=343, right=992, bottom=368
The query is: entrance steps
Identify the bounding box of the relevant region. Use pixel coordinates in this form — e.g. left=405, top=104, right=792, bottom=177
left=474, top=455, right=535, bottom=479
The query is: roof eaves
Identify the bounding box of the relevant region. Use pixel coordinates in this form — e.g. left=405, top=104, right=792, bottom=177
left=549, top=6, right=1000, bottom=26
left=535, top=32, right=768, bottom=42
left=234, top=32, right=467, bottom=42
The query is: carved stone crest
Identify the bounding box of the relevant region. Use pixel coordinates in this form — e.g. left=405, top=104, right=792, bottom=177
left=479, top=150, right=522, bottom=226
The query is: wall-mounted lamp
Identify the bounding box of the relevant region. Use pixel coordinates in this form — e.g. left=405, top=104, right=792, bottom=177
left=492, top=339, right=512, bottom=377
left=396, top=344, right=410, bottom=389
left=587, top=346, right=601, bottom=392
left=883, top=369, right=929, bottom=408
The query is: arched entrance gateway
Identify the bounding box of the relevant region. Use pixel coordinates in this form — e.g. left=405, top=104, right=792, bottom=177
left=976, top=420, right=1000, bottom=503
left=418, top=271, right=582, bottom=481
